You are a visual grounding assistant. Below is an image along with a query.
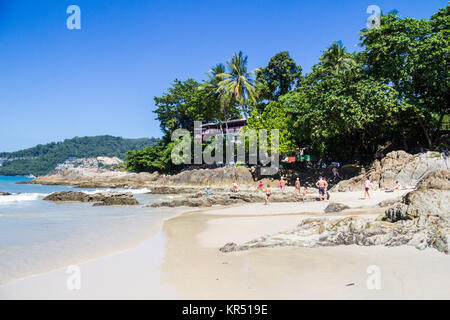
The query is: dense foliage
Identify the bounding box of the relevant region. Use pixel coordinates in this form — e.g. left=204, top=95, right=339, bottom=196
left=0, top=136, right=158, bottom=176
left=127, top=4, right=449, bottom=173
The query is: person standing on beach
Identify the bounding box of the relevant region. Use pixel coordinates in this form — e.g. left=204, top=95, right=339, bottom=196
left=364, top=177, right=371, bottom=199
left=279, top=177, right=286, bottom=193
left=232, top=182, right=238, bottom=193
left=332, top=167, right=341, bottom=179
left=257, top=181, right=263, bottom=192
left=265, top=184, right=271, bottom=205
left=316, top=177, right=328, bottom=201
left=295, top=178, right=301, bottom=195
left=302, top=186, right=308, bottom=203
left=323, top=177, right=329, bottom=201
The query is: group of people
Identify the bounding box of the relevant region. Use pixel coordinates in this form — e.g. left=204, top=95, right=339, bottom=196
left=258, top=177, right=311, bottom=205
left=214, top=175, right=374, bottom=205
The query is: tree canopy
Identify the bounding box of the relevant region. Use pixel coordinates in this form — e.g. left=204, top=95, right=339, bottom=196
left=127, top=4, right=449, bottom=173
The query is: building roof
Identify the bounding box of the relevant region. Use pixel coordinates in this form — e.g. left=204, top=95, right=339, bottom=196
left=202, top=118, right=247, bottom=127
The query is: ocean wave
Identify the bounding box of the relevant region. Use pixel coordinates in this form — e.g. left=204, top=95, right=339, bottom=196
left=0, top=193, right=48, bottom=204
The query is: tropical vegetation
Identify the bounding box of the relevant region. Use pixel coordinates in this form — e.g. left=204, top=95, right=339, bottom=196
left=127, top=5, right=449, bottom=173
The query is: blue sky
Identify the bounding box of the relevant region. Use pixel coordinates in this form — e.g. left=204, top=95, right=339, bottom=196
left=0, top=0, right=447, bottom=152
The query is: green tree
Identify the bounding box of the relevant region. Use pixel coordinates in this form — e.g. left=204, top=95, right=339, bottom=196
left=126, top=139, right=179, bottom=173
left=279, top=64, right=406, bottom=160
left=256, top=51, right=302, bottom=101
left=154, top=79, right=219, bottom=135
left=218, top=51, right=258, bottom=116
left=199, top=64, right=240, bottom=132
left=246, top=102, right=296, bottom=155
left=360, top=7, right=449, bottom=148
left=320, top=41, right=356, bottom=73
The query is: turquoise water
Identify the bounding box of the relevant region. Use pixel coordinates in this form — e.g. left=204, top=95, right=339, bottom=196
left=0, top=176, right=180, bottom=286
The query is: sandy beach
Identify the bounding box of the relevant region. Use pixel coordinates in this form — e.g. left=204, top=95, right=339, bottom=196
left=1, top=190, right=449, bottom=300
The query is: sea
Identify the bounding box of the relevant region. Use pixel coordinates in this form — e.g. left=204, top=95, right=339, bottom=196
left=0, top=176, right=181, bottom=286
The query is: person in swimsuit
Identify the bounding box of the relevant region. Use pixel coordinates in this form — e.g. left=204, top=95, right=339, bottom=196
left=302, top=186, right=308, bottom=203
left=295, top=178, right=301, bottom=195
left=279, top=177, right=286, bottom=193
left=316, top=176, right=328, bottom=201
left=257, top=181, right=263, bottom=192
left=265, top=184, right=271, bottom=205
left=364, top=177, right=371, bottom=199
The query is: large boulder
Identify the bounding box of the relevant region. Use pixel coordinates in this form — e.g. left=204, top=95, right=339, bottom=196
left=167, top=166, right=254, bottom=187
left=382, top=170, right=449, bottom=222
left=43, top=191, right=139, bottom=206
left=324, top=202, right=350, bottom=213
left=331, top=151, right=448, bottom=192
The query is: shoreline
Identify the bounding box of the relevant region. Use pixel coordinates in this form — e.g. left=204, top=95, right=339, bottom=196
left=1, top=189, right=449, bottom=299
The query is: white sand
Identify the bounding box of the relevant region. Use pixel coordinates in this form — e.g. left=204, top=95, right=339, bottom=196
left=1, top=189, right=449, bottom=299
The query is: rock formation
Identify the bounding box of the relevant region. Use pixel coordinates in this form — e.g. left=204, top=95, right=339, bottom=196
left=166, top=166, right=254, bottom=187
left=324, top=203, right=350, bottom=213
left=43, top=191, right=139, bottom=206
left=149, top=191, right=317, bottom=208
left=331, top=151, right=448, bottom=192
left=221, top=169, right=449, bottom=255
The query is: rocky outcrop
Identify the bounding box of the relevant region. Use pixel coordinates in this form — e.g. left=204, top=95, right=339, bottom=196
left=22, top=166, right=256, bottom=189
left=381, top=169, right=449, bottom=222
left=23, top=168, right=160, bottom=188
left=331, top=151, right=448, bottom=192
left=324, top=203, right=350, bottom=213
left=220, top=215, right=449, bottom=254
left=43, top=191, right=139, bottom=206
left=167, top=166, right=254, bottom=187
left=150, top=191, right=317, bottom=208
left=221, top=170, right=450, bottom=255
left=147, top=186, right=207, bottom=194
left=0, top=192, right=13, bottom=196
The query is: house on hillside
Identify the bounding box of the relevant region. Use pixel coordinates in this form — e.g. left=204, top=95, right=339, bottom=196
left=198, top=118, right=247, bottom=142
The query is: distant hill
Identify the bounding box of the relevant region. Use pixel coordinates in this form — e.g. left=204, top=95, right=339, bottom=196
left=0, top=136, right=159, bottom=176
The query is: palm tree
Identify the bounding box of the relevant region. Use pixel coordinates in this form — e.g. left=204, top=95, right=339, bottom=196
left=321, top=41, right=356, bottom=72
left=199, top=63, right=233, bottom=133
left=217, top=51, right=258, bottom=117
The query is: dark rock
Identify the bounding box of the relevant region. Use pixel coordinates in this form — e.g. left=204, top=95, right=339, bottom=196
left=324, top=202, right=350, bottom=213
left=220, top=243, right=239, bottom=253
left=0, top=192, right=12, bottom=196
left=43, top=191, right=139, bottom=206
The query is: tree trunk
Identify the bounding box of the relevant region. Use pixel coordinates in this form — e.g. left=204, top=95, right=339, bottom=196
left=416, top=114, right=432, bottom=149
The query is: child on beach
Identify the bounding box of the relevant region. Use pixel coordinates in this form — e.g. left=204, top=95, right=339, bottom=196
left=265, top=184, right=271, bottom=205
left=279, top=177, right=286, bottom=193
left=205, top=186, right=211, bottom=195
left=232, top=182, right=238, bottom=193
left=302, top=186, right=308, bottom=203
left=364, top=177, right=371, bottom=199
left=257, top=181, right=263, bottom=192
left=295, top=178, right=301, bottom=195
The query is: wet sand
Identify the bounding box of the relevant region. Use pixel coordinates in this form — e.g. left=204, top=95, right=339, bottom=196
left=1, top=190, right=449, bottom=299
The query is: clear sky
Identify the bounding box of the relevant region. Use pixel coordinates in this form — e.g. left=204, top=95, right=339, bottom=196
left=0, top=0, right=447, bottom=152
